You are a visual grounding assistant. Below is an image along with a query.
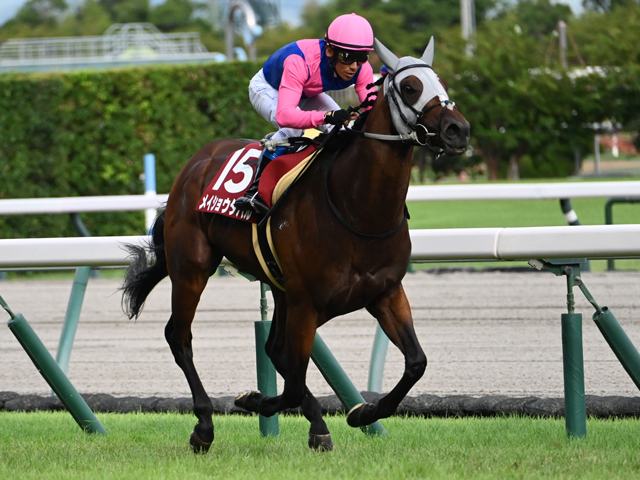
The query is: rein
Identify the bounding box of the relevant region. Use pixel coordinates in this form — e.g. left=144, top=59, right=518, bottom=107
left=323, top=146, right=408, bottom=240
left=260, top=76, right=426, bottom=239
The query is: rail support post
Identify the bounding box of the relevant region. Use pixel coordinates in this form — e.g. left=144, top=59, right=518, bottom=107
left=561, top=310, right=586, bottom=438
left=56, top=265, right=92, bottom=377
left=1, top=296, right=106, bottom=435
left=311, top=334, right=387, bottom=436
left=368, top=324, right=390, bottom=393
left=592, top=307, right=640, bottom=388
left=254, top=282, right=279, bottom=437
left=531, top=257, right=640, bottom=439
left=530, top=259, right=587, bottom=438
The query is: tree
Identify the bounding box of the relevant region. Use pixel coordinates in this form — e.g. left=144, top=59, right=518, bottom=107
left=13, top=0, right=68, bottom=27
left=300, top=0, right=497, bottom=58
left=98, top=0, right=150, bottom=23
left=582, top=0, right=639, bottom=13
left=61, top=0, right=113, bottom=36
left=437, top=17, right=604, bottom=179
left=494, top=0, right=572, bottom=37
left=570, top=3, right=640, bottom=65
left=150, top=0, right=199, bottom=31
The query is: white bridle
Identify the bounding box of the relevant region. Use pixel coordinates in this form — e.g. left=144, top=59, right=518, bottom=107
left=364, top=37, right=456, bottom=147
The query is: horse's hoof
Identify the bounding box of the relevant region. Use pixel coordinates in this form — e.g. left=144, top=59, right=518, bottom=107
left=189, top=431, right=212, bottom=454
left=308, top=433, right=334, bottom=452
left=346, top=402, right=377, bottom=428
left=234, top=390, right=263, bottom=412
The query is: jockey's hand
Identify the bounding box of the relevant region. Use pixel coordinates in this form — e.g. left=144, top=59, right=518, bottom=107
left=324, top=109, right=352, bottom=126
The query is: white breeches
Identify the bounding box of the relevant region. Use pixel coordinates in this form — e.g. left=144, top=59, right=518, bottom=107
left=248, top=69, right=340, bottom=141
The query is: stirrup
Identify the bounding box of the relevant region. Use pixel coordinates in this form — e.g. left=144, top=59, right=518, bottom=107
left=234, top=191, right=269, bottom=216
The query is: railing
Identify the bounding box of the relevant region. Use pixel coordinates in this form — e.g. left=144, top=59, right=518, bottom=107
left=0, top=23, right=226, bottom=72
left=2, top=181, right=639, bottom=215
left=2, top=183, right=640, bottom=439
left=0, top=24, right=209, bottom=61
left=0, top=224, right=639, bottom=268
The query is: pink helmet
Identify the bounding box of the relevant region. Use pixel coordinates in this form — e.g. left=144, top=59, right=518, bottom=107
left=326, top=13, right=374, bottom=52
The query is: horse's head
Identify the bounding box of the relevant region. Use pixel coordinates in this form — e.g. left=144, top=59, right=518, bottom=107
left=375, top=38, right=470, bottom=157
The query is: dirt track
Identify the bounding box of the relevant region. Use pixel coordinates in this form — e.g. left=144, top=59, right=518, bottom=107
left=1, top=270, right=640, bottom=399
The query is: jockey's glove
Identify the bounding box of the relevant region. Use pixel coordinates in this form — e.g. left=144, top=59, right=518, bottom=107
left=324, top=109, right=351, bottom=126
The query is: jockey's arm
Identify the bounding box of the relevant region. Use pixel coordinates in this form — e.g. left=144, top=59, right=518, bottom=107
left=275, top=55, right=326, bottom=130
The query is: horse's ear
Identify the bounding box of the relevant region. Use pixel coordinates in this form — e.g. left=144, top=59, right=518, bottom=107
left=421, top=36, right=435, bottom=66
left=374, top=38, right=398, bottom=72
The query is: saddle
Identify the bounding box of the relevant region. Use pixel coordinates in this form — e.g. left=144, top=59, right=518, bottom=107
left=197, top=130, right=323, bottom=290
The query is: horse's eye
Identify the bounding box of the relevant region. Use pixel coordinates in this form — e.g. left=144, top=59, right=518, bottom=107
left=403, top=85, right=414, bottom=94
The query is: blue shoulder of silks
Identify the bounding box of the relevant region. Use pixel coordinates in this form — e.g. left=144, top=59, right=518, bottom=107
left=262, top=41, right=308, bottom=90
left=319, top=39, right=360, bottom=92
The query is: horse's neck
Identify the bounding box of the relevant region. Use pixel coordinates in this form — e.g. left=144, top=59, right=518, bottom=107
left=328, top=97, right=414, bottom=227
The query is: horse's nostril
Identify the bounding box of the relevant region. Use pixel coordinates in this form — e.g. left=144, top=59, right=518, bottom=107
left=445, top=123, right=460, bottom=137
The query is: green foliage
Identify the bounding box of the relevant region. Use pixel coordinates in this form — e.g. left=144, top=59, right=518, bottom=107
left=98, top=0, right=150, bottom=24
left=432, top=3, right=640, bottom=179
left=300, top=0, right=497, bottom=58
left=570, top=3, right=640, bottom=65
left=494, top=0, right=573, bottom=37
left=149, top=0, right=199, bottom=32
left=0, top=61, right=269, bottom=238
left=1, top=0, right=640, bottom=185
left=582, top=0, right=640, bottom=13
left=13, top=0, right=68, bottom=27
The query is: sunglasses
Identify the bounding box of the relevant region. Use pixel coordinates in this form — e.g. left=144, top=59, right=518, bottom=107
left=336, top=49, right=369, bottom=66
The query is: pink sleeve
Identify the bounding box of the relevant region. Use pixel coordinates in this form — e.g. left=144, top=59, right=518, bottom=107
left=354, top=62, right=377, bottom=109
left=276, top=55, right=326, bottom=129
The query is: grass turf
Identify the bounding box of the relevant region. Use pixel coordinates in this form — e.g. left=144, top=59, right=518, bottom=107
left=1, top=412, right=640, bottom=479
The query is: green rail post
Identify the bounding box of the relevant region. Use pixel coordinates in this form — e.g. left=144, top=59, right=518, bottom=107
left=56, top=265, right=92, bottom=375
left=531, top=260, right=587, bottom=438
left=1, top=296, right=106, bottom=435
left=576, top=279, right=640, bottom=389
left=561, top=268, right=587, bottom=438
left=561, top=312, right=587, bottom=438
left=311, top=333, right=387, bottom=435
left=254, top=282, right=279, bottom=436
left=592, top=307, right=640, bottom=389
left=367, top=324, right=390, bottom=393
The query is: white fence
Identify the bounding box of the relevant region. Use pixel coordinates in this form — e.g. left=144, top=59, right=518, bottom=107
left=0, top=224, right=639, bottom=269
left=1, top=181, right=639, bottom=216
left=1, top=181, right=639, bottom=269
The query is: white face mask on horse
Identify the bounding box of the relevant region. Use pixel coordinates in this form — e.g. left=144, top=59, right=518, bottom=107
left=375, top=37, right=456, bottom=146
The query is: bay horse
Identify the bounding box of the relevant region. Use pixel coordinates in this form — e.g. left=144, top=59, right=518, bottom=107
left=122, top=37, right=470, bottom=452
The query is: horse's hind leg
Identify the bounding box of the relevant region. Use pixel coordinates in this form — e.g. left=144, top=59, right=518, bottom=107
left=164, top=233, right=220, bottom=453
left=267, top=294, right=332, bottom=450
left=347, top=283, right=427, bottom=428
left=236, top=295, right=331, bottom=449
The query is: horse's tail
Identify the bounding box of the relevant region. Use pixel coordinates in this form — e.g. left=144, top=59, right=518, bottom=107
left=121, top=210, right=168, bottom=319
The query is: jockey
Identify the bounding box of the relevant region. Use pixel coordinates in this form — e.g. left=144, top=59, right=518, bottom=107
left=234, top=13, right=376, bottom=215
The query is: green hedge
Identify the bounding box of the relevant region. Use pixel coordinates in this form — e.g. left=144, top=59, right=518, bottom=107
left=0, top=61, right=270, bottom=238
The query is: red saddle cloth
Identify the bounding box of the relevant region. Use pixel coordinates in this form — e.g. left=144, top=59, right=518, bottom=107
left=196, top=142, right=317, bottom=223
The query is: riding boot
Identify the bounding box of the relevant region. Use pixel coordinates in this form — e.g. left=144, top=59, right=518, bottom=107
left=234, top=146, right=287, bottom=215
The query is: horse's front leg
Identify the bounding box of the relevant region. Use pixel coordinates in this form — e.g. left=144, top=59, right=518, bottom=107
left=347, top=283, right=427, bottom=428
left=235, top=302, right=318, bottom=419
